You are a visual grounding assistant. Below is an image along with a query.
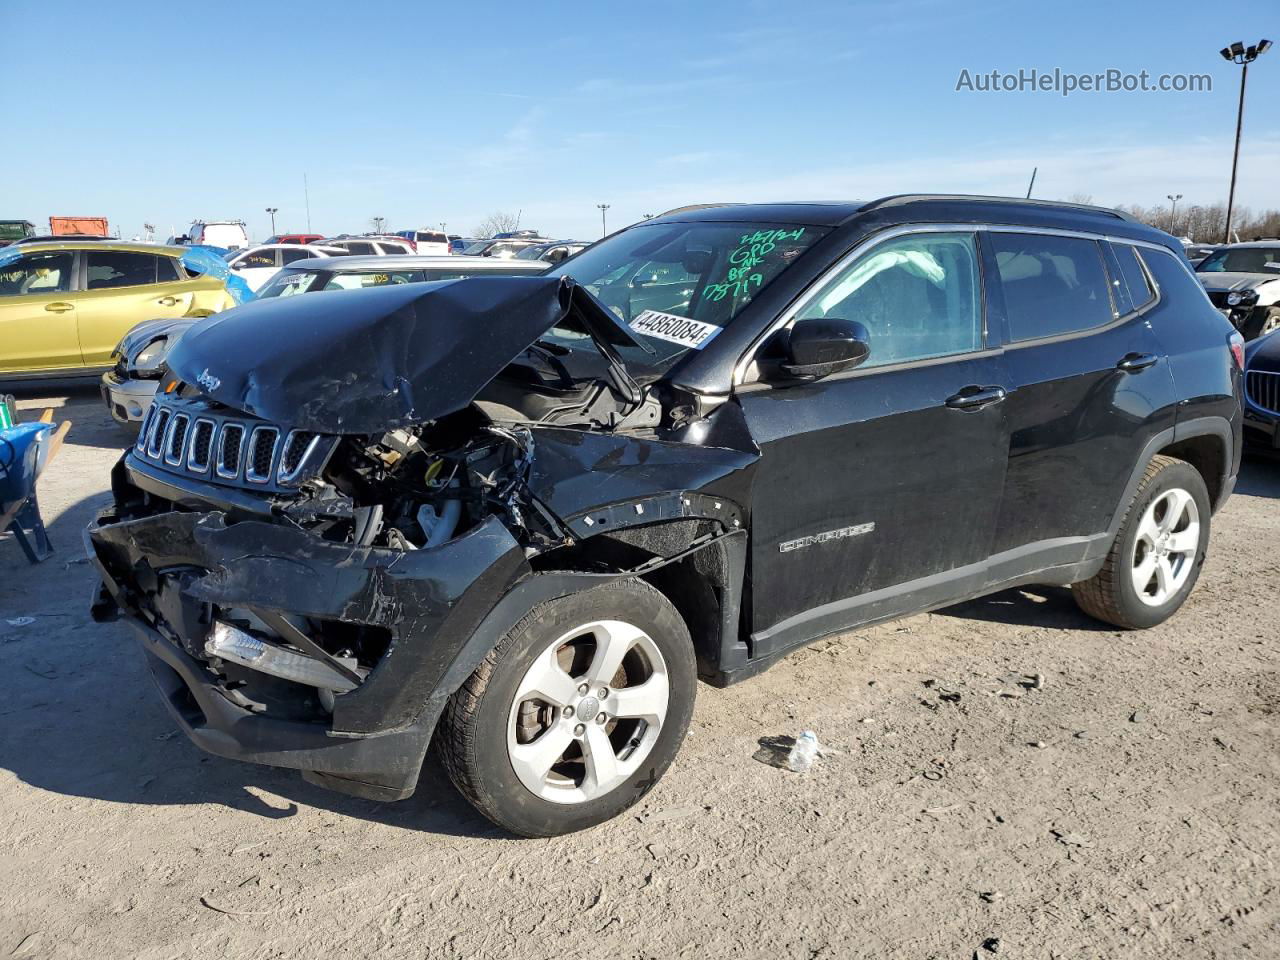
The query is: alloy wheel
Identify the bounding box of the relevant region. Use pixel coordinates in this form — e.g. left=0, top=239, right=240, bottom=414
left=1130, top=487, right=1200, bottom=606
left=506, top=620, right=669, bottom=804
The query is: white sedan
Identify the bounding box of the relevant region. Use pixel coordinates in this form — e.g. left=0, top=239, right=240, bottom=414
left=223, top=243, right=346, bottom=292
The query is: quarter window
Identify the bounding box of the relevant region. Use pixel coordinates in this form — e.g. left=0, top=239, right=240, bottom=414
left=0, top=252, right=74, bottom=296
left=86, top=251, right=167, bottom=289
left=156, top=256, right=180, bottom=282
left=1113, top=243, right=1154, bottom=310
left=791, top=232, right=983, bottom=368
left=988, top=233, right=1113, bottom=341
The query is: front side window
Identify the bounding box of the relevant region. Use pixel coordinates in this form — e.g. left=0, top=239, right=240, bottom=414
left=0, top=252, right=74, bottom=296
left=988, top=233, right=1113, bottom=341
left=789, top=232, right=982, bottom=368
left=1196, top=247, right=1280, bottom=275
left=87, top=251, right=165, bottom=289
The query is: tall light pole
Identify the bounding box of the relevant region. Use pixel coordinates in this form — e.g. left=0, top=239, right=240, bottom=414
left=597, top=203, right=610, bottom=237
left=1166, top=194, right=1182, bottom=234
left=265, top=207, right=278, bottom=235
left=372, top=216, right=386, bottom=234
left=1219, top=39, right=1272, bottom=243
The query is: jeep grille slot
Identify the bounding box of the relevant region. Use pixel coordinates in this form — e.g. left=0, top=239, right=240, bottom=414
left=246, top=426, right=279, bottom=483
left=187, top=419, right=215, bottom=471
left=164, top=414, right=189, bottom=466
left=279, top=430, right=317, bottom=482
left=216, top=424, right=245, bottom=479
left=1246, top=370, right=1280, bottom=416
left=147, top=408, right=171, bottom=458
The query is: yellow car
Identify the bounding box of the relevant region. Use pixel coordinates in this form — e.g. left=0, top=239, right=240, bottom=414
left=0, top=241, right=240, bottom=378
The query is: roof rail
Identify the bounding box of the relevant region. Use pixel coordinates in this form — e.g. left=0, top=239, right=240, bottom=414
left=652, top=202, right=741, bottom=218
left=859, top=194, right=1135, bottom=222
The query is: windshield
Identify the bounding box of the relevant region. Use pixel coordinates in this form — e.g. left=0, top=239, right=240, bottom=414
left=1197, top=247, right=1280, bottom=275
left=544, top=220, right=828, bottom=366
left=462, top=240, right=493, bottom=255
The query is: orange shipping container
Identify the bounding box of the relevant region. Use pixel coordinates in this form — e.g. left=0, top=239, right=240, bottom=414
left=49, top=216, right=109, bottom=236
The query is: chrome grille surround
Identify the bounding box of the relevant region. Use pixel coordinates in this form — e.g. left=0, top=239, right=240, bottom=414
left=131, top=395, right=336, bottom=494
left=245, top=426, right=280, bottom=484
left=216, top=424, right=246, bottom=480
left=1246, top=369, right=1280, bottom=416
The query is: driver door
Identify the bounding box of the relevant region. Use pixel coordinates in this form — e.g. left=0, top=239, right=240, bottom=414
left=737, top=230, right=1011, bottom=654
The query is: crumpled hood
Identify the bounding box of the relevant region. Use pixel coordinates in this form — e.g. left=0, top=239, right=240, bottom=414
left=1198, top=272, right=1280, bottom=293
left=117, top=316, right=199, bottom=364
left=164, top=275, right=635, bottom=434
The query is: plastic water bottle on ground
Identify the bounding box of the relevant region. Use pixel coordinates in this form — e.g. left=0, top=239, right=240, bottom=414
left=787, top=730, right=821, bottom=773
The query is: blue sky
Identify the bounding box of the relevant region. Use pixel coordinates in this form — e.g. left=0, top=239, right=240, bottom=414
left=6, top=0, right=1278, bottom=242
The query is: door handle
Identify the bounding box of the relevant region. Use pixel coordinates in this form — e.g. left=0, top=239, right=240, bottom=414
left=157, top=296, right=180, bottom=306
left=44, top=302, right=74, bottom=313
left=1117, top=352, right=1158, bottom=373
left=946, top=385, right=1007, bottom=410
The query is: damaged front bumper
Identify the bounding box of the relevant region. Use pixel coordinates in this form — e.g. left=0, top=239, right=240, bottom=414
left=87, top=491, right=528, bottom=802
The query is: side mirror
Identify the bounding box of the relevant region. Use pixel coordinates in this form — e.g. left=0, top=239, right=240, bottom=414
left=230, top=260, right=244, bottom=270
left=778, top=318, right=870, bottom=380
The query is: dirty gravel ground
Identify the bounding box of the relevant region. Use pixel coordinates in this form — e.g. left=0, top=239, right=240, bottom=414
left=1, top=386, right=1277, bottom=960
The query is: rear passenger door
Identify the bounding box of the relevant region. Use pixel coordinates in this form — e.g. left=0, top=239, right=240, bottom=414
left=76, top=251, right=193, bottom=365
left=982, top=230, right=1177, bottom=572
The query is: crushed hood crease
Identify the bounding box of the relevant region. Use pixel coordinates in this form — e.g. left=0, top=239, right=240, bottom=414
left=164, top=275, right=642, bottom=434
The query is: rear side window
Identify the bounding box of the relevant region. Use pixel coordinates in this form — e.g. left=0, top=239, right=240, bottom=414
left=343, top=242, right=376, bottom=255
left=988, top=233, right=1113, bottom=341
left=0, top=252, right=74, bottom=295
left=87, top=251, right=166, bottom=289
left=280, top=248, right=313, bottom=265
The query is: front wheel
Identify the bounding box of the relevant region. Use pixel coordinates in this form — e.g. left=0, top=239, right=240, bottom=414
left=1240, top=306, right=1280, bottom=341
left=438, top=579, right=696, bottom=837
left=1072, top=455, right=1210, bottom=629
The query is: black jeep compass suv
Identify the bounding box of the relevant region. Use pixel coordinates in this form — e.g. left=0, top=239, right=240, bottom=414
left=88, top=196, right=1244, bottom=836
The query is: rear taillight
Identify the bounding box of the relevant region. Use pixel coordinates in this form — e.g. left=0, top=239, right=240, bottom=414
left=1229, top=332, right=1245, bottom=370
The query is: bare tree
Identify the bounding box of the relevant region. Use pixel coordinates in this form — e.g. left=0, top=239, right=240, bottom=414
left=472, top=211, right=521, bottom=239
left=1063, top=193, right=1095, bottom=205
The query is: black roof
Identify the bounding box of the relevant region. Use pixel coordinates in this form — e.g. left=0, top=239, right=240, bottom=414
left=648, top=195, right=1139, bottom=229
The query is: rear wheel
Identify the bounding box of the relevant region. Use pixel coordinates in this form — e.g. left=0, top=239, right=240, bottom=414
left=1072, top=455, right=1210, bottom=629
left=439, top=579, right=695, bottom=837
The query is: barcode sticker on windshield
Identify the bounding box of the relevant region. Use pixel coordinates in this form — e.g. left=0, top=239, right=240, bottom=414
left=630, top=310, right=722, bottom=350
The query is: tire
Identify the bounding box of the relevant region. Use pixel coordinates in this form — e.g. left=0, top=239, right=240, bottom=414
left=438, top=578, right=696, bottom=837
left=1072, top=455, right=1211, bottom=629
left=1240, top=306, right=1280, bottom=341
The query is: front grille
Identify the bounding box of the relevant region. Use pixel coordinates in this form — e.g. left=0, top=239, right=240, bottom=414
left=131, top=396, right=336, bottom=493
left=1246, top=370, right=1280, bottom=415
